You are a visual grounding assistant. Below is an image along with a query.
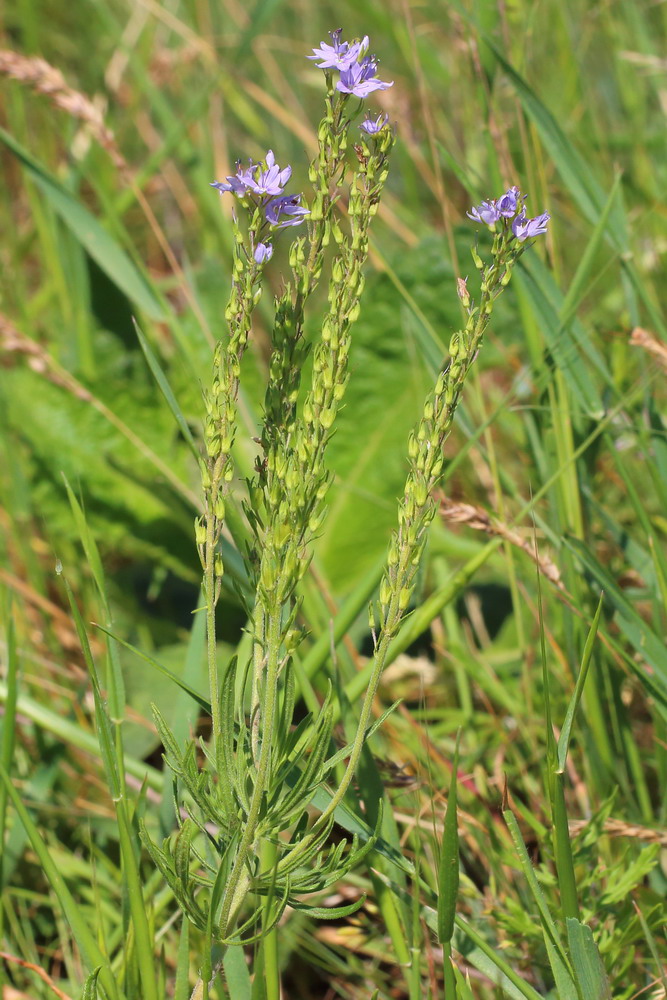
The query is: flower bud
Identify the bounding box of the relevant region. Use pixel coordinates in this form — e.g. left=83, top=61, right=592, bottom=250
left=398, top=586, right=412, bottom=610
left=379, top=576, right=392, bottom=607
left=310, top=192, right=325, bottom=221
left=456, top=277, right=470, bottom=307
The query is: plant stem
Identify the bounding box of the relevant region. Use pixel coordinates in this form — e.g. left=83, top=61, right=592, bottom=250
left=218, top=602, right=283, bottom=938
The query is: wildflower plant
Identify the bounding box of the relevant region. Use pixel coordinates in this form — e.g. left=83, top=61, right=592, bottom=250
left=140, top=31, right=549, bottom=996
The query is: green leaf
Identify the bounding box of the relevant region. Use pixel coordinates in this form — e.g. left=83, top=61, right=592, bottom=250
left=134, top=320, right=199, bottom=460
left=223, top=945, right=252, bottom=1000
left=563, top=536, right=667, bottom=707
left=599, top=845, right=660, bottom=906
left=80, top=967, right=102, bottom=1000
left=437, top=735, right=460, bottom=946
left=289, top=896, right=367, bottom=919
left=95, top=625, right=212, bottom=714
left=0, top=763, right=122, bottom=1000
left=559, top=173, right=623, bottom=330
left=503, top=808, right=578, bottom=999
left=0, top=127, right=163, bottom=320
left=174, top=919, right=191, bottom=1000
left=557, top=594, right=603, bottom=770
left=515, top=256, right=605, bottom=418
left=62, top=478, right=126, bottom=720
left=566, top=919, right=612, bottom=1000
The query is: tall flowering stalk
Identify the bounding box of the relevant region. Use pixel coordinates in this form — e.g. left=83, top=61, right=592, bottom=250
left=141, top=31, right=549, bottom=998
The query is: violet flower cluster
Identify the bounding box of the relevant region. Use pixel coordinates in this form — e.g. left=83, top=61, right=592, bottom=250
left=468, top=186, right=550, bottom=241
left=211, top=150, right=309, bottom=263
left=309, top=29, right=393, bottom=98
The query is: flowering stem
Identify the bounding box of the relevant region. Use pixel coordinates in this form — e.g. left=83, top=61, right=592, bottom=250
left=200, top=232, right=263, bottom=774
left=275, top=225, right=522, bottom=871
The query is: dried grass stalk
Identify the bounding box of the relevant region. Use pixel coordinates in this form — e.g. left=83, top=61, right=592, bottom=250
left=630, top=326, right=667, bottom=373
left=0, top=48, right=127, bottom=171
left=440, top=495, right=564, bottom=589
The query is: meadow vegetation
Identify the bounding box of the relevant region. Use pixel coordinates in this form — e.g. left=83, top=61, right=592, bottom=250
left=1, top=1, right=667, bottom=998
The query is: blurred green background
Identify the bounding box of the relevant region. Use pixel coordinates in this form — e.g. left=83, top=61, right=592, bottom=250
left=2, top=0, right=667, bottom=997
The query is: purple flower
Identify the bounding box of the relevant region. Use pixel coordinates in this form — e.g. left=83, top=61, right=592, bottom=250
left=254, top=242, right=273, bottom=264
left=337, top=56, right=393, bottom=98
left=210, top=160, right=256, bottom=196
left=309, top=29, right=369, bottom=71
left=246, top=150, right=292, bottom=197
left=512, top=210, right=550, bottom=241
left=497, top=186, right=522, bottom=218
left=265, top=194, right=310, bottom=229
left=360, top=112, right=388, bottom=135
left=467, top=200, right=501, bottom=226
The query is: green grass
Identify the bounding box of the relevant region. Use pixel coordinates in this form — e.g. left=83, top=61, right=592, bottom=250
left=1, top=0, right=667, bottom=997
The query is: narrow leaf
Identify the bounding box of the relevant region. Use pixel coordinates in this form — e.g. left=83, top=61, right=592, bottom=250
left=566, top=919, right=612, bottom=1000
left=437, top=735, right=460, bottom=945
left=134, top=319, right=199, bottom=460
left=0, top=764, right=122, bottom=1000
left=0, top=127, right=162, bottom=319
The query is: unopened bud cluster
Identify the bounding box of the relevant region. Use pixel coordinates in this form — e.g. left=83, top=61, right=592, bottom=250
left=197, top=214, right=264, bottom=599
left=253, top=121, right=396, bottom=624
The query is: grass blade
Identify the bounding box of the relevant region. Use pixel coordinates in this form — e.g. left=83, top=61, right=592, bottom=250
left=0, top=127, right=163, bottom=320
left=0, top=763, right=121, bottom=1000
left=437, top=733, right=460, bottom=998
left=503, top=804, right=578, bottom=999
left=566, top=919, right=612, bottom=1000
left=134, top=319, right=199, bottom=461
